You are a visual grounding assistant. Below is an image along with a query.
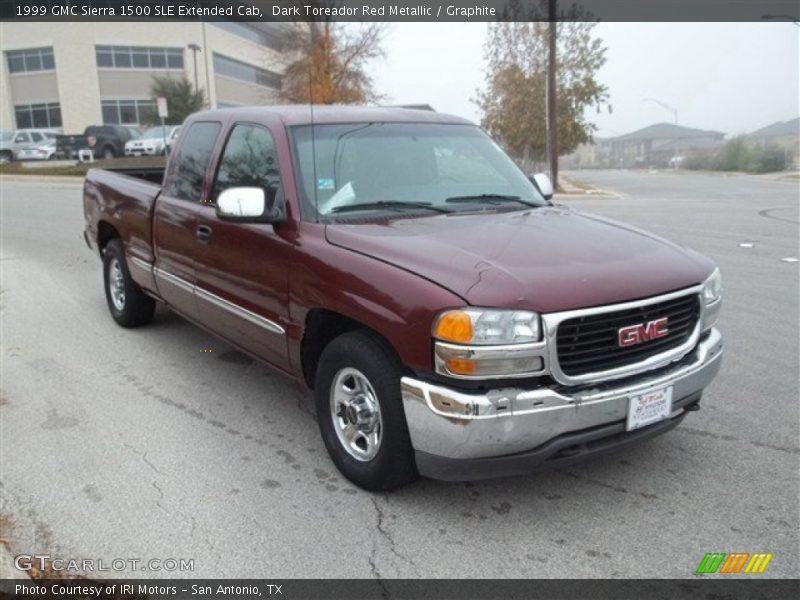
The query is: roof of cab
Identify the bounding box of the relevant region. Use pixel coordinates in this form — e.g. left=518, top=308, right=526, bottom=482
left=189, top=105, right=475, bottom=127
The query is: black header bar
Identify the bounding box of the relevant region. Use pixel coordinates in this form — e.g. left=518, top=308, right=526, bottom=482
left=2, top=578, right=800, bottom=600
left=1, top=0, right=799, bottom=22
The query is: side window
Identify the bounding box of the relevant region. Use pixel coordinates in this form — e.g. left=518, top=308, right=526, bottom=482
left=214, top=123, right=281, bottom=204
left=31, top=132, right=43, bottom=142
left=14, top=133, right=30, bottom=143
left=167, top=121, right=221, bottom=202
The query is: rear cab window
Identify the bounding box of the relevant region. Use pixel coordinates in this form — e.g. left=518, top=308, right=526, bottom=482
left=166, top=121, right=222, bottom=203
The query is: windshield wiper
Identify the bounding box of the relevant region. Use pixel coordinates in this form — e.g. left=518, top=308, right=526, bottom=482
left=330, top=201, right=453, bottom=214
left=445, top=194, right=539, bottom=207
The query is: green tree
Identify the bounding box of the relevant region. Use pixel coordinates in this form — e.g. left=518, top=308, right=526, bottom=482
left=143, top=75, right=205, bottom=126
left=476, top=22, right=611, bottom=164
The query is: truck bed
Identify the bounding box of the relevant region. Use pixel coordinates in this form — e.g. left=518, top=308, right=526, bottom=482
left=83, top=167, right=163, bottom=277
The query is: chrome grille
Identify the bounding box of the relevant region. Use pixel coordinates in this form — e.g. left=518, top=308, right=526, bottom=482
left=555, top=293, right=700, bottom=377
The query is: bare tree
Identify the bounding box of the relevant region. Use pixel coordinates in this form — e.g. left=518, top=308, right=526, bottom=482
left=279, top=22, right=386, bottom=104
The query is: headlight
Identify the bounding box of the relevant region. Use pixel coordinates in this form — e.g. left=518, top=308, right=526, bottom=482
left=432, top=309, right=545, bottom=378
left=702, top=268, right=722, bottom=305
left=701, top=268, right=722, bottom=330
left=433, top=308, right=541, bottom=345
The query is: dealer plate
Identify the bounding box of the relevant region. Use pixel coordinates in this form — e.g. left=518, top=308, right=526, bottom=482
left=626, top=385, right=673, bottom=431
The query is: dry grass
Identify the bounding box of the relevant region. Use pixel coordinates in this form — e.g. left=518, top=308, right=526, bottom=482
left=0, top=156, right=165, bottom=178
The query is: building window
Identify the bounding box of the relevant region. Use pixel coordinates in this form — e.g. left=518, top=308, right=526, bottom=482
left=6, top=47, right=55, bottom=74
left=101, top=99, right=156, bottom=125
left=14, top=103, right=62, bottom=128
left=211, top=22, right=285, bottom=51
left=213, top=53, right=282, bottom=89
left=95, top=46, right=183, bottom=70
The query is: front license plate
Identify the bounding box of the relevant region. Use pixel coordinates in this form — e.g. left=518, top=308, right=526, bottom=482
left=626, top=386, right=673, bottom=431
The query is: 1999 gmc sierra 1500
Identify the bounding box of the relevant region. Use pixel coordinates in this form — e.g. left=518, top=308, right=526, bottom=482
left=83, top=106, right=723, bottom=490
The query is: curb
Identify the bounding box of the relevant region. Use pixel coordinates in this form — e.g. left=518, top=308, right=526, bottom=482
left=0, top=542, right=29, bottom=580
left=0, top=174, right=84, bottom=185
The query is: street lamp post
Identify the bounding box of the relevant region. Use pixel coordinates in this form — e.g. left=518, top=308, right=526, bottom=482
left=643, top=97, right=680, bottom=169
left=188, top=43, right=202, bottom=92
left=643, top=97, right=678, bottom=125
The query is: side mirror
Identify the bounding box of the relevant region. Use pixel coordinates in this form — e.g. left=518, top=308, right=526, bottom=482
left=529, top=173, right=554, bottom=201
left=216, top=186, right=284, bottom=224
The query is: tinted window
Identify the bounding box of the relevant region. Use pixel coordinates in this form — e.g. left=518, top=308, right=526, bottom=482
left=167, top=122, right=221, bottom=203
left=14, top=133, right=30, bottom=143
left=30, top=132, right=43, bottom=142
left=214, top=124, right=281, bottom=203
left=290, top=123, right=546, bottom=219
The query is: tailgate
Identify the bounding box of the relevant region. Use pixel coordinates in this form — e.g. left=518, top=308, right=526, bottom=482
left=83, top=168, right=162, bottom=291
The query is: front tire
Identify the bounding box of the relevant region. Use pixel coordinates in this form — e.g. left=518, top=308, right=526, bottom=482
left=315, top=331, right=418, bottom=491
left=101, top=147, right=115, bottom=160
left=102, top=239, right=155, bottom=328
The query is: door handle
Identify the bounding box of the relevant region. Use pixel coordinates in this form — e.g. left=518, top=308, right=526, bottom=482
left=195, top=224, right=213, bottom=244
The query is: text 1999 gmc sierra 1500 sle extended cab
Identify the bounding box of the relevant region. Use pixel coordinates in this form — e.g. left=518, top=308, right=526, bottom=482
left=83, top=106, right=723, bottom=490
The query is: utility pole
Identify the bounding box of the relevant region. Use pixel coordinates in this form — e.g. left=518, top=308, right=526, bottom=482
left=188, top=43, right=201, bottom=92
left=547, top=0, right=559, bottom=189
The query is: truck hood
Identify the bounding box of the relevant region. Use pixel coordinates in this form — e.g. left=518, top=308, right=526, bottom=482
left=325, top=206, right=714, bottom=313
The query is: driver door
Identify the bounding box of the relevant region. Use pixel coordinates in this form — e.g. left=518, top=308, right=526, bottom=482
left=191, top=122, right=293, bottom=372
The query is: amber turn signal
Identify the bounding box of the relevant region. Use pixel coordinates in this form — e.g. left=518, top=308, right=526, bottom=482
left=446, top=358, right=477, bottom=375
left=434, top=311, right=473, bottom=343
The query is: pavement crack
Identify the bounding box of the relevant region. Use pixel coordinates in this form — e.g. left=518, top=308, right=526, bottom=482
left=152, top=481, right=166, bottom=512
left=123, top=442, right=161, bottom=474
left=366, top=539, right=389, bottom=599
left=371, top=496, right=417, bottom=571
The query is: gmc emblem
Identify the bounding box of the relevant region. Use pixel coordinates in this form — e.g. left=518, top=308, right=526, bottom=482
left=618, top=317, right=669, bottom=347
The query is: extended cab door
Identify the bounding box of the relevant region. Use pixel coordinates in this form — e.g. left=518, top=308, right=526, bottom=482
left=152, top=121, right=222, bottom=320
left=191, top=122, right=293, bottom=372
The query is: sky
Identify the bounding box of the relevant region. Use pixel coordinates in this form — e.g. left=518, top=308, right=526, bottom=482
left=367, top=22, right=800, bottom=138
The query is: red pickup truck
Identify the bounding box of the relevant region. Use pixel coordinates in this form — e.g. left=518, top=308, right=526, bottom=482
left=83, top=106, right=723, bottom=490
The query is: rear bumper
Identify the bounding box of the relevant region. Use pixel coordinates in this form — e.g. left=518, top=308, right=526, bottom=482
left=401, top=327, right=722, bottom=481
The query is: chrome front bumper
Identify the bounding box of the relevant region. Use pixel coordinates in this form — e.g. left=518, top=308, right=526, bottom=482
left=401, top=328, right=723, bottom=480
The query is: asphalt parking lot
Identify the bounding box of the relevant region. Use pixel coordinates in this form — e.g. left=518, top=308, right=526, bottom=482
left=0, top=169, right=798, bottom=579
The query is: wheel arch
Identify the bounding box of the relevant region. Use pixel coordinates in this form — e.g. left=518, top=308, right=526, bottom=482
left=97, top=220, right=121, bottom=253
left=301, top=308, right=402, bottom=389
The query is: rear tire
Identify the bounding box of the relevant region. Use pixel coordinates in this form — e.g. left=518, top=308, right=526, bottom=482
left=0, top=151, right=11, bottom=164
left=102, top=239, right=155, bottom=328
left=315, top=331, right=418, bottom=491
left=102, top=147, right=115, bottom=160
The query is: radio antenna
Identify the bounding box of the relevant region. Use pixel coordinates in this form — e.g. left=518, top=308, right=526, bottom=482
left=308, top=56, right=319, bottom=223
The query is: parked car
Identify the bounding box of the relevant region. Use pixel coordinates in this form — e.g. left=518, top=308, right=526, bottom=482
left=124, top=125, right=180, bottom=157
left=56, top=125, right=137, bottom=160
left=166, top=126, right=181, bottom=154
left=14, top=130, right=59, bottom=161
left=83, top=106, right=723, bottom=491
left=121, top=125, right=144, bottom=140
left=0, top=130, right=14, bottom=163
left=3, top=129, right=59, bottom=161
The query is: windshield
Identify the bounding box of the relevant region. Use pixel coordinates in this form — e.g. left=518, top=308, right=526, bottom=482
left=1, top=131, right=13, bottom=142
left=290, top=122, right=546, bottom=219
left=142, top=126, right=169, bottom=138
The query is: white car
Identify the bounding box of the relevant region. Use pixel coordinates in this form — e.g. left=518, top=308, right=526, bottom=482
left=11, top=129, right=59, bottom=161
left=124, top=126, right=179, bottom=156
